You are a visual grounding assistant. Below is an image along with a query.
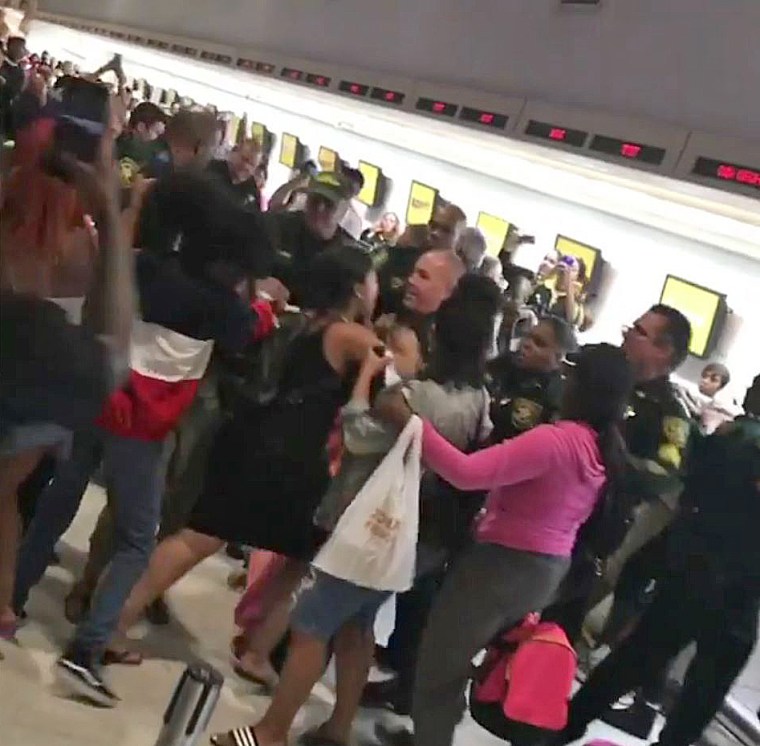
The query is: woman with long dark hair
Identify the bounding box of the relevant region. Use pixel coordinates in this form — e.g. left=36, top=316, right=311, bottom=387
left=375, top=343, right=633, bottom=746
left=209, top=274, right=502, bottom=746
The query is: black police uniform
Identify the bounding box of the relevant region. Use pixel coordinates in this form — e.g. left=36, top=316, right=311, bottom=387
left=565, top=415, right=760, bottom=746
left=207, top=158, right=262, bottom=211
left=486, top=353, right=564, bottom=443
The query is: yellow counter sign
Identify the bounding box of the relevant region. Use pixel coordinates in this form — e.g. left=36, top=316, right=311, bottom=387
left=358, top=161, right=381, bottom=207
left=279, top=133, right=299, bottom=168
left=555, top=235, right=600, bottom=282
left=476, top=212, right=511, bottom=257
left=318, top=146, right=338, bottom=172
left=251, top=122, right=266, bottom=146
left=406, top=181, right=438, bottom=225
left=660, top=275, right=724, bottom=358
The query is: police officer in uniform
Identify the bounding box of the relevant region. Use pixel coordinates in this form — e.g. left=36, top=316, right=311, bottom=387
left=487, top=316, right=575, bottom=443
left=578, top=304, right=694, bottom=738
left=560, top=374, right=760, bottom=746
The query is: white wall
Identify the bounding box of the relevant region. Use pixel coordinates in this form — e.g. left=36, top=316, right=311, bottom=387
left=37, top=0, right=760, bottom=142
left=31, top=22, right=760, bottom=396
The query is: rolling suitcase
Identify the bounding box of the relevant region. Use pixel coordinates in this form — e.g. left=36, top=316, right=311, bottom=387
left=154, top=663, right=224, bottom=746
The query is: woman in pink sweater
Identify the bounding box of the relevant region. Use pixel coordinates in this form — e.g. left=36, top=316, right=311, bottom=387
left=378, top=343, right=633, bottom=746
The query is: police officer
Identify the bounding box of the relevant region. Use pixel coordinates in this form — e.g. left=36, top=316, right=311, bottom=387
left=559, top=374, right=760, bottom=746
left=579, top=304, right=694, bottom=737
left=487, top=316, right=575, bottom=443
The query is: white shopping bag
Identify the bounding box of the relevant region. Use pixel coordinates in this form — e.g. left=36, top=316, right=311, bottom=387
left=313, top=416, right=422, bottom=592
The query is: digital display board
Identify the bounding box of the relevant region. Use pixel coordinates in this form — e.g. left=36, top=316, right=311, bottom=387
left=357, top=161, right=381, bottom=207
left=555, top=235, right=602, bottom=285
left=525, top=120, right=588, bottom=148
left=476, top=212, right=511, bottom=257
left=370, top=87, right=405, bottom=105
left=406, top=181, right=438, bottom=225
left=589, top=135, right=666, bottom=166
left=281, top=67, right=304, bottom=82
left=692, top=157, right=760, bottom=191
left=339, top=80, right=369, bottom=97
left=318, top=146, right=338, bottom=172
left=459, top=107, right=509, bottom=130
left=279, top=133, right=300, bottom=169
left=416, top=97, right=458, bottom=117
left=306, top=73, right=331, bottom=88
left=659, top=275, right=725, bottom=358
left=237, top=58, right=274, bottom=73
left=200, top=50, right=232, bottom=65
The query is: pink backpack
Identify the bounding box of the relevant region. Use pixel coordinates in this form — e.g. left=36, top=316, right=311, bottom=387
left=470, top=614, right=577, bottom=740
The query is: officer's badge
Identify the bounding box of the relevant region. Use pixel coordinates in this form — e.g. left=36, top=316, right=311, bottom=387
left=511, top=398, right=543, bottom=430
left=658, top=416, right=689, bottom=469
left=119, top=157, right=139, bottom=188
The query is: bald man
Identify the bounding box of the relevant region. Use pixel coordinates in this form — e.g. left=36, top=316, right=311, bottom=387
left=377, top=203, right=467, bottom=316
left=403, top=249, right=465, bottom=316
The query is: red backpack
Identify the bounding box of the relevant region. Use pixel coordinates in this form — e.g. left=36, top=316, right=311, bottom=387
left=470, top=614, right=577, bottom=742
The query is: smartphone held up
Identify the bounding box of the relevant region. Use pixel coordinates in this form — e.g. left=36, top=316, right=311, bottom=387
left=45, top=76, right=110, bottom=178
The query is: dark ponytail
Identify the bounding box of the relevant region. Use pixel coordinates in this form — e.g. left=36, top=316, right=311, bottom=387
left=564, top=344, right=635, bottom=561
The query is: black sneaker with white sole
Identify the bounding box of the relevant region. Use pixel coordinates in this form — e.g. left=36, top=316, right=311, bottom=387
left=56, top=645, right=119, bottom=708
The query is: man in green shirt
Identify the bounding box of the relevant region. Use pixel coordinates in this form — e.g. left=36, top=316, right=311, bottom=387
left=115, top=102, right=167, bottom=191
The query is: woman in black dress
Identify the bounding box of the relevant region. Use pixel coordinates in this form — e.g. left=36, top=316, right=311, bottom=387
left=113, top=247, right=382, bottom=658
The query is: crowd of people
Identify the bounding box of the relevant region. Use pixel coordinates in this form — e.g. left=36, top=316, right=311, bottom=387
left=1, top=29, right=759, bottom=746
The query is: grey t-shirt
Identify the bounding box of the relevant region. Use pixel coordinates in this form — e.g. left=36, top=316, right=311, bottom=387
left=315, top=379, right=492, bottom=531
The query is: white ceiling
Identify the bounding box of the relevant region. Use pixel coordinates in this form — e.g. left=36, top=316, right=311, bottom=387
left=38, top=0, right=760, bottom=142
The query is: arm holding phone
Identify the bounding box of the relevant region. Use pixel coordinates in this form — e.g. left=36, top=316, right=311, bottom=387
left=73, top=148, right=135, bottom=375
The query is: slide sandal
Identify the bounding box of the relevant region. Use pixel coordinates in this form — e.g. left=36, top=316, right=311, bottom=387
left=210, top=726, right=268, bottom=746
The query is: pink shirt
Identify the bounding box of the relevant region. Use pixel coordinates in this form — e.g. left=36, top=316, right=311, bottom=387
left=421, top=420, right=606, bottom=557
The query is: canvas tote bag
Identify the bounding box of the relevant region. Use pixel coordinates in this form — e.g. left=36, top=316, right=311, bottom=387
left=313, top=416, right=422, bottom=592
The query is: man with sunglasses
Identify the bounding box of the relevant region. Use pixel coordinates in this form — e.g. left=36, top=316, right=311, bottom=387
left=577, top=304, right=694, bottom=738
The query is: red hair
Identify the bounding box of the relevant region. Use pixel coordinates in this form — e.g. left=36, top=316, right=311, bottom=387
left=1, top=118, right=86, bottom=261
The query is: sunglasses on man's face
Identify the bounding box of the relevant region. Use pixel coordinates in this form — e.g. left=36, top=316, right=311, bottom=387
left=624, top=322, right=669, bottom=349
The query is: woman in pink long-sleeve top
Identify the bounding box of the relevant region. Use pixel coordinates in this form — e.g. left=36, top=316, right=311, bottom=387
left=378, top=343, right=633, bottom=746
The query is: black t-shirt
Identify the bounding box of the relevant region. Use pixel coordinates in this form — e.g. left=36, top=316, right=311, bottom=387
left=486, top=354, right=564, bottom=442
left=207, top=159, right=261, bottom=211
left=0, top=292, right=112, bottom=433
left=264, top=211, right=351, bottom=306
left=135, top=170, right=273, bottom=280
left=376, top=245, right=425, bottom=317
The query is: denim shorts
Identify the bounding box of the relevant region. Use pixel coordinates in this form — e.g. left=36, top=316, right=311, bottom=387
left=291, top=568, right=391, bottom=642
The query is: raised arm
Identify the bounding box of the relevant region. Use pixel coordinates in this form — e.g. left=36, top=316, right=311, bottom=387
left=421, top=420, right=556, bottom=491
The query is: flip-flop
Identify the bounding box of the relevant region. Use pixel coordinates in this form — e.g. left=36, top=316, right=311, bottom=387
left=210, top=725, right=261, bottom=746
left=102, top=649, right=144, bottom=666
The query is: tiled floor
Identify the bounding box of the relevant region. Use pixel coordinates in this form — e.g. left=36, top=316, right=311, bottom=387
left=0, top=485, right=750, bottom=745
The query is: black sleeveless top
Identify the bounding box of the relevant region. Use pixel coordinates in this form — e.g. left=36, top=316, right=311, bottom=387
left=190, top=327, right=355, bottom=559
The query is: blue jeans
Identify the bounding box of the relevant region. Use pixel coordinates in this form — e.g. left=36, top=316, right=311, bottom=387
left=13, top=427, right=103, bottom=612
left=74, top=432, right=167, bottom=653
